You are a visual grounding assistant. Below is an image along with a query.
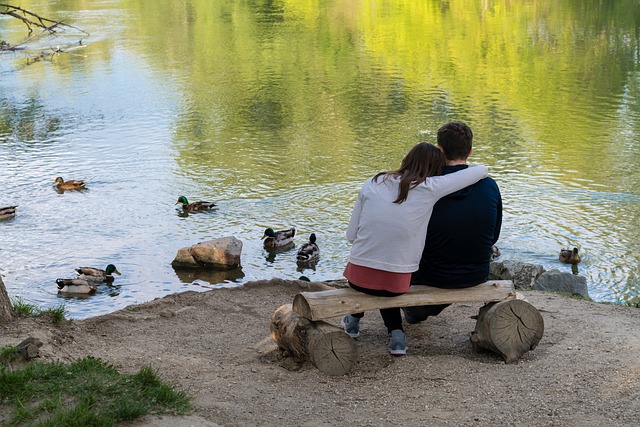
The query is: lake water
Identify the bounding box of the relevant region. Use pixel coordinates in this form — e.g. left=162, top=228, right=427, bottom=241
left=1, top=0, right=639, bottom=319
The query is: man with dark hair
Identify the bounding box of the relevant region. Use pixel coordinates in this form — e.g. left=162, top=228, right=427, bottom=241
left=403, top=122, right=502, bottom=322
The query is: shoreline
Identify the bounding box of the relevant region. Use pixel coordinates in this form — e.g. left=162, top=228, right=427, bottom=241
left=2, top=278, right=639, bottom=426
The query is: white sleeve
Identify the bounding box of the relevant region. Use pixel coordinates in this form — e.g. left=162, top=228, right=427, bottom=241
left=345, top=187, right=364, bottom=243
left=429, top=164, right=489, bottom=197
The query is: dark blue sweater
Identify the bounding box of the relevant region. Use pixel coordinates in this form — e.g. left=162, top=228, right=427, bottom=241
left=411, top=164, right=502, bottom=288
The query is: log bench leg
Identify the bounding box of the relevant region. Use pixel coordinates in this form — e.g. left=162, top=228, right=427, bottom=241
left=470, top=299, right=544, bottom=363
left=270, top=304, right=357, bottom=376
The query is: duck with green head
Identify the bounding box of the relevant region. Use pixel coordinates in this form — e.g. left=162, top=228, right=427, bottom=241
left=262, top=227, right=296, bottom=249
left=176, top=196, right=216, bottom=212
left=54, top=177, right=86, bottom=191
left=75, top=264, right=121, bottom=283
left=56, top=278, right=97, bottom=294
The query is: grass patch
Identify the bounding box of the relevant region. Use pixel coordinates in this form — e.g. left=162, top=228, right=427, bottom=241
left=0, top=356, right=191, bottom=426
left=11, top=298, right=39, bottom=317
left=38, top=305, right=68, bottom=324
left=11, top=298, right=67, bottom=324
left=0, top=345, right=20, bottom=365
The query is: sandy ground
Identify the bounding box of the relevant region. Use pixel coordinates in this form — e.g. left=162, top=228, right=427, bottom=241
left=1, top=278, right=639, bottom=427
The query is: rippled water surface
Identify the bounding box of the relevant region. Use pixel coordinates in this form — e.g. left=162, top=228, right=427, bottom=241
left=1, top=0, right=639, bottom=318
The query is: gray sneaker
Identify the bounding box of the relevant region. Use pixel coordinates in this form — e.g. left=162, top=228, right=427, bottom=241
left=341, top=315, right=360, bottom=338
left=388, top=329, right=407, bottom=356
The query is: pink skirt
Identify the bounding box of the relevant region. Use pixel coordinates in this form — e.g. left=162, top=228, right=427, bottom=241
left=343, top=262, right=411, bottom=294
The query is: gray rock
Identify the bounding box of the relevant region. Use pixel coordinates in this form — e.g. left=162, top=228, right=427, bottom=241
left=17, top=336, right=43, bottom=360
left=172, top=236, right=243, bottom=270
left=534, top=269, right=591, bottom=300
left=489, top=260, right=545, bottom=290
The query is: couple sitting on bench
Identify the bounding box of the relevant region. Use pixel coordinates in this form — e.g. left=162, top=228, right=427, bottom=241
left=342, top=122, right=503, bottom=356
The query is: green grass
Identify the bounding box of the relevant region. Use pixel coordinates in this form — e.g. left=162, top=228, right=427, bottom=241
left=11, top=298, right=67, bottom=324
left=0, top=345, right=20, bottom=365
left=38, top=305, right=68, bottom=324
left=0, top=356, right=191, bottom=427
left=11, top=298, right=39, bottom=316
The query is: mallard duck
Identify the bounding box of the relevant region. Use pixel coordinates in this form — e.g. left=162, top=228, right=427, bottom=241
left=56, top=278, right=97, bottom=294
left=491, top=245, right=501, bottom=259
left=75, top=264, right=121, bottom=283
left=262, top=227, right=296, bottom=248
left=0, top=205, right=17, bottom=220
left=176, top=196, right=216, bottom=211
left=559, top=247, right=581, bottom=264
left=297, top=233, right=320, bottom=262
left=54, top=177, right=86, bottom=190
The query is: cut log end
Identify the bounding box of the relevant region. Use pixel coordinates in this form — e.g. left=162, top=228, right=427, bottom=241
left=308, top=328, right=357, bottom=376
left=471, top=300, right=544, bottom=364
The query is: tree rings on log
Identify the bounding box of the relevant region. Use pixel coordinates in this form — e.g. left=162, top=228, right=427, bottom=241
left=271, top=304, right=357, bottom=375
left=470, top=299, right=544, bottom=364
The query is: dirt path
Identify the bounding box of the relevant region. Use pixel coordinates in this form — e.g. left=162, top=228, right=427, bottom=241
left=2, top=279, right=639, bottom=426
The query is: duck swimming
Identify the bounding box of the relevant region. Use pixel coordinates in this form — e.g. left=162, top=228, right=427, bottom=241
left=262, top=227, right=296, bottom=249
left=54, top=177, right=86, bottom=191
left=56, top=278, right=97, bottom=294
left=0, top=205, right=17, bottom=220
left=176, top=196, right=216, bottom=212
left=559, top=247, right=581, bottom=264
left=75, top=264, right=121, bottom=283
left=297, top=233, right=320, bottom=262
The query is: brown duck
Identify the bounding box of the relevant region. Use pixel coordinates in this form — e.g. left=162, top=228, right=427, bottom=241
left=54, top=177, right=86, bottom=191
left=559, top=247, right=581, bottom=264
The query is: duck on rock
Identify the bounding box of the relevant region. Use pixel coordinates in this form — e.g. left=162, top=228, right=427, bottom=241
left=262, top=227, right=296, bottom=249
left=176, top=196, right=216, bottom=212
left=297, top=233, right=320, bottom=262
left=75, top=264, right=121, bottom=283
left=559, top=247, right=581, bottom=264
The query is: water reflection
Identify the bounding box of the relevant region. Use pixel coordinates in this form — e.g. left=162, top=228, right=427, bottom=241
left=264, top=243, right=296, bottom=263
left=0, top=0, right=639, bottom=320
left=172, top=267, right=245, bottom=285
left=296, top=260, right=318, bottom=275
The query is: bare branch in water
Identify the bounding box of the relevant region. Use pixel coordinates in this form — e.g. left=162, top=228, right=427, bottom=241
left=1, top=4, right=89, bottom=53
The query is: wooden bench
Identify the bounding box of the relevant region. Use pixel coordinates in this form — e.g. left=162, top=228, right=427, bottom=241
left=271, top=280, right=544, bottom=375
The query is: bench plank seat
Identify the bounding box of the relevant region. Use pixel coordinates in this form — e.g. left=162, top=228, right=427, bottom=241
left=293, top=280, right=516, bottom=321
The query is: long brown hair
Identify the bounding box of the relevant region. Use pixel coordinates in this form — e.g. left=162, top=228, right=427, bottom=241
left=374, top=142, right=445, bottom=204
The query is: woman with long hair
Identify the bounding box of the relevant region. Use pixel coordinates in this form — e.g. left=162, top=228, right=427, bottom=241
left=343, top=142, right=488, bottom=355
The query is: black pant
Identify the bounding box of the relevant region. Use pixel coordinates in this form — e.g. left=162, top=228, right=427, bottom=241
left=348, top=282, right=404, bottom=333
left=402, top=304, right=449, bottom=323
